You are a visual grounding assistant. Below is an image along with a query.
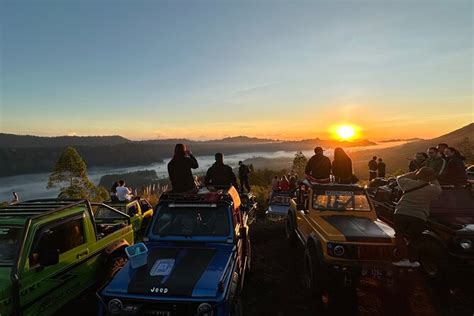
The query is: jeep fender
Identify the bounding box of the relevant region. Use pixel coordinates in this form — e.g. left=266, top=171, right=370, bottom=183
left=307, top=233, right=324, bottom=264
left=105, top=239, right=130, bottom=257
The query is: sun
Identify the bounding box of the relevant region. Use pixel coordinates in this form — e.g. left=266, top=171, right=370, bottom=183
left=335, top=125, right=356, bottom=140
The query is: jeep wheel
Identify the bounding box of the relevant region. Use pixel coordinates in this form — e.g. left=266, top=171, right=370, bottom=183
left=105, top=254, right=128, bottom=279
left=418, top=240, right=447, bottom=279
left=230, top=297, right=243, bottom=316
left=285, top=214, right=297, bottom=245
left=303, top=248, right=324, bottom=303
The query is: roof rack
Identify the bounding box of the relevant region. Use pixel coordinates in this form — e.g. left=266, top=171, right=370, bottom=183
left=300, top=179, right=364, bottom=190
left=159, top=186, right=241, bottom=209
left=0, top=199, right=86, bottom=216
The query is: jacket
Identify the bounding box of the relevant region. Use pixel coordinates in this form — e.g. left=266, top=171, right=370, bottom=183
left=423, top=156, right=445, bottom=175
left=332, top=158, right=353, bottom=184
left=305, top=154, right=331, bottom=179
left=439, top=155, right=467, bottom=185
left=368, top=160, right=378, bottom=173
left=395, top=173, right=442, bottom=221
left=204, top=162, right=238, bottom=188
left=239, top=164, right=250, bottom=178
left=167, top=154, right=199, bottom=193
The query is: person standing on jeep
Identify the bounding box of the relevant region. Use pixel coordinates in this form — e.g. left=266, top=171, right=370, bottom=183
left=168, top=144, right=199, bottom=193
left=392, top=167, right=442, bottom=268
left=332, top=147, right=353, bottom=184
left=377, top=158, right=386, bottom=178
left=238, top=161, right=251, bottom=193
left=204, top=153, right=238, bottom=189
left=439, top=147, right=467, bottom=185
left=305, top=147, right=331, bottom=183
left=368, top=156, right=378, bottom=180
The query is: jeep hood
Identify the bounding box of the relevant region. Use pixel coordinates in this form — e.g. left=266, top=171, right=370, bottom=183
left=322, top=215, right=395, bottom=242
left=103, top=244, right=233, bottom=299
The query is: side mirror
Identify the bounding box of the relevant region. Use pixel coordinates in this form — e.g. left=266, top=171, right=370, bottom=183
left=39, top=249, right=59, bottom=267
left=238, top=226, right=247, bottom=240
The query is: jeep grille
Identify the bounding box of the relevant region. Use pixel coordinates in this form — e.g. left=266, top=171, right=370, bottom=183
left=358, top=245, right=394, bottom=261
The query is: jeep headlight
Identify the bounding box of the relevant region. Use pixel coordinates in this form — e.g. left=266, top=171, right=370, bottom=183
left=197, top=303, right=213, bottom=316
left=108, top=298, right=123, bottom=315
left=459, top=239, right=472, bottom=250
left=333, top=245, right=346, bottom=257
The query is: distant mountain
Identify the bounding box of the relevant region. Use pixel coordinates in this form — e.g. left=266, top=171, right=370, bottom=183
left=0, top=131, right=377, bottom=177
left=207, top=136, right=276, bottom=144
left=0, top=133, right=130, bottom=148
left=140, top=136, right=276, bottom=145
left=351, top=123, right=474, bottom=179
left=379, top=138, right=423, bottom=143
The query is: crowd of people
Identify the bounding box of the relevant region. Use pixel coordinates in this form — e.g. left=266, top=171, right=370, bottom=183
left=271, top=175, right=298, bottom=192
left=405, top=142, right=467, bottom=185
left=167, top=143, right=252, bottom=194
left=383, top=142, right=468, bottom=268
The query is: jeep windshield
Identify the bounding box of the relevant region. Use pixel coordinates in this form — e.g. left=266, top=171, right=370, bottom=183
left=0, top=226, right=22, bottom=265
left=313, top=190, right=371, bottom=211
left=152, top=205, right=231, bottom=237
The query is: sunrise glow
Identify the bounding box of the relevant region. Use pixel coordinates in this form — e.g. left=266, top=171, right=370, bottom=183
left=332, top=125, right=358, bottom=141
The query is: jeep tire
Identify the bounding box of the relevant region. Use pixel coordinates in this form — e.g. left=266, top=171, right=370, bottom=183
left=105, top=254, right=128, bottom=280
left=417, top=239, right=448, bottom=279
left=303, top=247, right=324, bottom=305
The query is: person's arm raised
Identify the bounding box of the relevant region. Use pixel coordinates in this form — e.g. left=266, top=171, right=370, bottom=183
left=188, top=154, right=199, bottom=169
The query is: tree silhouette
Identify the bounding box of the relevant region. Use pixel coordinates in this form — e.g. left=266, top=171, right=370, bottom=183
left=47, top=147, right=108, bottom=200
left=292, top=151, right=307, bottom=178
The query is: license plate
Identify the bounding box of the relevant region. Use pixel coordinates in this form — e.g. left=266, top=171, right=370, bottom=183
left=361, top=268, right=392, bottom=279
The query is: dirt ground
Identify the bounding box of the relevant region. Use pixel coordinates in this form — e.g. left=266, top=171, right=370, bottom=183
left=242, top=218, right=474, bottom=316
left=60, top=219, right=473, bottom=316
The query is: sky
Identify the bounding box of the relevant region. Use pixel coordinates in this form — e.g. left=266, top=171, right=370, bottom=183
left=0, top=0, right=472, bottom=141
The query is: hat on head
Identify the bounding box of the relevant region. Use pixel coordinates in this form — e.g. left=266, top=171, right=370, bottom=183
left=415, top=167, right=437, bottom=182
left=314, top=147, right=323, bottom=153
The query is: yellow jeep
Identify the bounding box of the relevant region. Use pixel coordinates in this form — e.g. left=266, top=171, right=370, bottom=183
left=286, top=180, right=396, bottom=307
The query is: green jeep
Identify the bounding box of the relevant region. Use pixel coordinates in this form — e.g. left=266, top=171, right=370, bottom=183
left=0, top=199, right=134, bottom=316
left=104, top=198, right=153, bottom=238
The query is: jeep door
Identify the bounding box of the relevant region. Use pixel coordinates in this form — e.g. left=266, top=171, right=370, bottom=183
left=126, top=201, right=142, bottom=233
left=19, top=214, right=96, bottom=316
left=294, top=186, right=312, bottom=241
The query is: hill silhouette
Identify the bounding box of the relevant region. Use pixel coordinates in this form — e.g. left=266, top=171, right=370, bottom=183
left=0, top=134, right=130, bottom=148
left=0, top=133, right=375, bottom=177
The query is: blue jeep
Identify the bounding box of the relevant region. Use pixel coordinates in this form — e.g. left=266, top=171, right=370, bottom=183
left=266, top=191, right=292, bottom=219
left=97, top=186, right=251, bottom=316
